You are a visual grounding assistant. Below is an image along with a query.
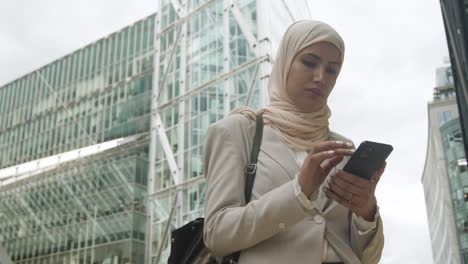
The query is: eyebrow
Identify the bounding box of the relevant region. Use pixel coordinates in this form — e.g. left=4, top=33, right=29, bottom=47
left=303, top=53, right=341, bottom=66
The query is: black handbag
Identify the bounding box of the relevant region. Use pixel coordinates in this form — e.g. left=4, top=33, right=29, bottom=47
left=168, top=114, right=264, bottom=264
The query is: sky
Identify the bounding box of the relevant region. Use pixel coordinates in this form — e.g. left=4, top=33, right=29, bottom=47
left=0, top=0, right=449, bottom=263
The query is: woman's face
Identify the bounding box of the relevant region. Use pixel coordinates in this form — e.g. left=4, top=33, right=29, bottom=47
left=286, top=41, right=342, bottom=113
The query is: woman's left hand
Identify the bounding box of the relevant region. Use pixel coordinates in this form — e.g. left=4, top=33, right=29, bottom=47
left=324, top=162, right=386, bottom=221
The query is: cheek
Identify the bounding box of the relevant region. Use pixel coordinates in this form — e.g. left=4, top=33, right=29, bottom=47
left=286, top=79, right=297, bottom=96
left=325, top=77, right=338, bottom=94
left=286, top=64, right=307, bottom=95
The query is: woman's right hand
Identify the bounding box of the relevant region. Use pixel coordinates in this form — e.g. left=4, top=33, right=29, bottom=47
left=297, top=141, right=355, bottom=198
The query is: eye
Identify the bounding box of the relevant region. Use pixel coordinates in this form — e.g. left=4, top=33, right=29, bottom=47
left=326, top=67, right=338, bottom=75
left=302, top=59, right=317, bottom=68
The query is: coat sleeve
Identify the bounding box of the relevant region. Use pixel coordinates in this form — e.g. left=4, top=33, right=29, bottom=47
left=202, top=121, right=316, bottom=257
left=331, top=133, right=384, bottom=263
left=350, top=207, right=384, bottom=263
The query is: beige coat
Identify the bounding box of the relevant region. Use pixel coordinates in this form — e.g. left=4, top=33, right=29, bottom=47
left=203, top=114, right=384, bottom=264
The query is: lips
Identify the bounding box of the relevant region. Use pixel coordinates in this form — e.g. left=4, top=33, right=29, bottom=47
left=304, top=88, right=323, bottom=97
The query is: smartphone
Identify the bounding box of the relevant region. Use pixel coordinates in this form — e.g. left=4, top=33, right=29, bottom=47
left=342, top=141, right=393, bottom=180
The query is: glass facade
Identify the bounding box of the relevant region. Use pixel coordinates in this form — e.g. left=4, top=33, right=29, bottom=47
left=441, top=118, right=468, bottom=263
left=148, top=0, right=261, bottom=261
left=0, top=15, right=155, bottom=169
left=0, top=0, right=311, bottom=263
left=423, top=65, right=466, bottom=264
left=0, top=13, right=156, bottom=263
left=0, top=144, right=148, bottom=263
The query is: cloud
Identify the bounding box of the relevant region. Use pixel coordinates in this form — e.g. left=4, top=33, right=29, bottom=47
left=0, top=1, right=449, bottom=263
left=0, top=0, right=158, bottom=85
left=313, top=1, right=446, bottom=263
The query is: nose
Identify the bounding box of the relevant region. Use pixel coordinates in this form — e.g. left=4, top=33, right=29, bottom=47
left=313, top=65, right=325, bottom=82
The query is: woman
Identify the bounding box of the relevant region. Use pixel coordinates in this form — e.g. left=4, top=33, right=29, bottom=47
left=203, top=20, right=385, bottom=264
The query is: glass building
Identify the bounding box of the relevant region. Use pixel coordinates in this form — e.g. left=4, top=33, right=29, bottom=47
left=0, top=0, right=312, bottom=263
left=439, top=0, right=468, bottom=157
left=441, top=117, right=468, bottom=262
left=423, top=64, right=468, bottom=264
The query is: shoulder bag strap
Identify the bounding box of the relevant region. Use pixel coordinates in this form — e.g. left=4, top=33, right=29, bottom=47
left=224, top=114, right=264, bottom=264
left=244, top=113, right=264, bottom=203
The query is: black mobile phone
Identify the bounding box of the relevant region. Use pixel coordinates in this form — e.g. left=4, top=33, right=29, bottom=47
left=342, top=141, right=393, bottom=180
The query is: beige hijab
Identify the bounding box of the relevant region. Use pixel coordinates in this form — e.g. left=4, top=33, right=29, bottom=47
left=231, top=20, right=345, bottom=151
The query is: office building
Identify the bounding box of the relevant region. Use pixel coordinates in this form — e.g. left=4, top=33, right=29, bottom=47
left=0, top=0, right=312, bottom=263
left=439, top=0, right=468, bottom=155
left=423, top=64, right=468, bottom=263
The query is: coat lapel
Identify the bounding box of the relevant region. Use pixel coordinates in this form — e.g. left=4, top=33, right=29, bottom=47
left=260, top=126, right=299, bottom=180
left=259, top=127, right=348, bottom=215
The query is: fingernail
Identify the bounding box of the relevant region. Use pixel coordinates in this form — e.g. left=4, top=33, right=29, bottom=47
left=328, top=150, right=334, bottom=154
left=350, top=149, right=355, bottom=153
left=336, top=141, right=344, bottom=145
left=346, top=142, right=353, bottom=147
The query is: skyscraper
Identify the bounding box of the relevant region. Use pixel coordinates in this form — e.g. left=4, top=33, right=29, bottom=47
left=439, top=0, right=468, bottom=155
left=423, top=63, right=468, bottom=263
left=0, top=1, right=312, bottom=263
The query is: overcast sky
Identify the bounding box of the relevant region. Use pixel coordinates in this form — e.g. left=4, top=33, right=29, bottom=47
left=0, top=0, right=449, bottom=263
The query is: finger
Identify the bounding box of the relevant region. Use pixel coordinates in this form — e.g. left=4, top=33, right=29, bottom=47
left=325, top=186, right=366, bottom=208
left=312, top=141, right=354, bottom=154
left=329, top=179, right=371, bottom=207
left=324, top=187, right=352, bottom=208
left=310, top=148, right=354, bottom=164
left=330, top=174, right=368, bottom=197
left=371, top=161, right=386, bottom=183
left=320, top=155, right=344, bottom=172
left=328, top=180, right=353, bottom=201
left=309, top=150, right=338, bottom=163
left=333, top=148, right=355, bottom=156
left=335, top=170, right=372, bottom=189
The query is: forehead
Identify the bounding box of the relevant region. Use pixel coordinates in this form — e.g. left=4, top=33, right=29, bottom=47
left=296, top=42, right=342, bottom=62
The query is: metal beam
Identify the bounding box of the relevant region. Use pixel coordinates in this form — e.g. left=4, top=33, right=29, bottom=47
left=170, top=0, right=185, bottom=17
left=155, top=114, right=180, bottom=185
left=152, top=58, right=263, bottom=112
left=109, top=163, right=134, bottom=195
left=175, top=0, right=188, bottom=230
left=256, top=0, right=272, bottom=107
left=83, top=166, right=130, bottom=232
left=149, top=2, right=188, bottom=261
left=158, top=25, right=184, bottom=101
left=223, top=0, right=231, bottom=117
left=146, top=9, right=162, bottom=264
left=150, top=175, right=205, bottom=198
left=160, top=0, right=216, bottom=33
left=14, top=192, right=55, bottom=242
left=154, top=191, right=178, bottom=264
left=229, top=0, right=260, bottom=57
left=1, top=201, right=32, bottom=244
left=245, top=63, right=259, bottom=106
left=280, top=0, right=296, bottom=22
left=57, top=177, right=111, bottom=243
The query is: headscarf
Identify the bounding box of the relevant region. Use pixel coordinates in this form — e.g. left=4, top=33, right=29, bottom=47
left=231, top=20, right=345, bottom=151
